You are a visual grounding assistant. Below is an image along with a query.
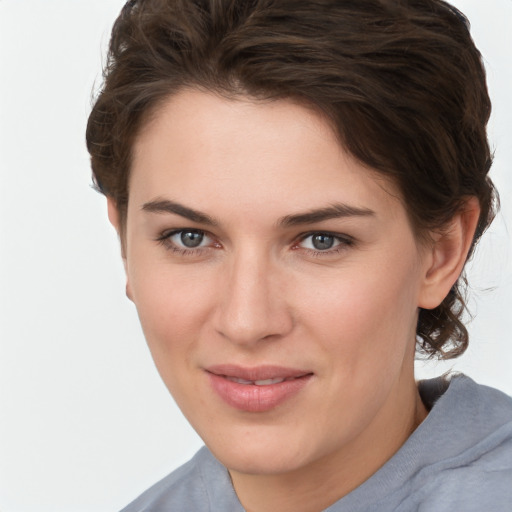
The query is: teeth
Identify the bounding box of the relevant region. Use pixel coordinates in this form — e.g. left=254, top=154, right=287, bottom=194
left=254, top=378, right=285, bottom=386
left=227, top=377, right=254, bottom=385
left=225, top=376, right=286, bottom=385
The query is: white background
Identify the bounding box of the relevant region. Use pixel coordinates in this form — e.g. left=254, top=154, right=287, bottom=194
left=0, top=1, right=511, bottom=511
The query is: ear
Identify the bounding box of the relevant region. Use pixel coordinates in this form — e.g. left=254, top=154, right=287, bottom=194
left=418, top=197, right=480, bottom=310
left=107, top=196, right=126, bottom=258
left=107, top=196, right=121, bottom=233
left=106, top=197, right=133, bottom=301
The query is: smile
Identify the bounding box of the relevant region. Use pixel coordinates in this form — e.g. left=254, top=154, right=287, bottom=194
left=205, top=365, right=313, bottom=412
left=225, top=376, right=290, bottom=386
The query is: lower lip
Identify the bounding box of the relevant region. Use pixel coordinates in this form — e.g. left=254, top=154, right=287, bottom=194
left=207, top=373, right=312, bottom=412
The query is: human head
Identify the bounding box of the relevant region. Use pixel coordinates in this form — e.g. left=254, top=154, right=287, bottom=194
left=86, top=0, right=496, bottom=358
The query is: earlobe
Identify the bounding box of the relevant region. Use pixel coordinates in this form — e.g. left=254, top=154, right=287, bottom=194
left=418, top=197, right=480, bottom=310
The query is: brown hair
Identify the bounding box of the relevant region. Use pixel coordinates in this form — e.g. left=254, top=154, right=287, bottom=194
left=86, top=0, right=497, bottom=359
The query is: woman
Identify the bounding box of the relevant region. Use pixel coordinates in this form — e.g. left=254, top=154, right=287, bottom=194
left=86, top=0, right=512, bottom=510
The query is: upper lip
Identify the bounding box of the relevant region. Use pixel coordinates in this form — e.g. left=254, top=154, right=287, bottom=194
left=205, top=364, right=312, bottom=381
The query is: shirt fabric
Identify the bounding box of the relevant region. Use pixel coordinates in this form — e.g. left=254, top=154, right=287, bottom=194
left=120, top=375, right=512, bottom=511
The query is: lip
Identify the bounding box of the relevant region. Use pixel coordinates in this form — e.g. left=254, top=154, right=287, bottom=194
left=205, top=365, right=313, bottom=413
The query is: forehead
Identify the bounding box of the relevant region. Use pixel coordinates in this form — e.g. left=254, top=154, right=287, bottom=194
left=129, top=89, right=404, bottom=224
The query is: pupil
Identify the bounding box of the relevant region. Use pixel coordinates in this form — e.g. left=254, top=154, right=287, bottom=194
left=180, top=231, right=203, bottom=248
left=312, top=234, right=334, bottom=250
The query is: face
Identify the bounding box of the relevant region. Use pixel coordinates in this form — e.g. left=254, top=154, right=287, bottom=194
left=121, top=89, right=433, bottom=477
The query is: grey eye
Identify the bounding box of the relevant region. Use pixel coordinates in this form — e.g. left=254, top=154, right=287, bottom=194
left=179, top=230, right=204, bottom=248
left=298, top=232, right=347, bottom=252
left=161, top=229, right=215, bottom=253
left=311, top=234, right=335, bottom=250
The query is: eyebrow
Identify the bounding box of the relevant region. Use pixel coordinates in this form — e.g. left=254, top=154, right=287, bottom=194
left=278, top=203, right=375, bottom=227
left=142, top=199, right=218, bottom=226
left=141, top=199, right=375, bottom=227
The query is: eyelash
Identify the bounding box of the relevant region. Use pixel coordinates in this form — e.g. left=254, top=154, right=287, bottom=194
left=155, top=229, right=355, bottom=257
left=294, top=231, right=355, bottom=257
left=155, top=229, right=215, bottom=256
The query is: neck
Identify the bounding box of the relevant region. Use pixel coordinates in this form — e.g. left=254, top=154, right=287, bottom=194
left=229, top=379, right=428, bottom=512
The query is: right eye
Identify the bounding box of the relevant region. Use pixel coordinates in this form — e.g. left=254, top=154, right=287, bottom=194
left=157, top=229, right=216, bottom=254
left=171, top=230, right=208, bottom=248
left=295, top=231, right=354, bottom=254
left=300, top=233, right=339, bottom=251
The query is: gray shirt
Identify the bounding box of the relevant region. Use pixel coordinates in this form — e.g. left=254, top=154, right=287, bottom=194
left=120, top=375, right=512, bottom=511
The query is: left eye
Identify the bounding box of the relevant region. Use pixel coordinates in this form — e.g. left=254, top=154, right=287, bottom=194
left=299, top=233, right=345, bottom=251
left=169, top=230, right=211, bottom=249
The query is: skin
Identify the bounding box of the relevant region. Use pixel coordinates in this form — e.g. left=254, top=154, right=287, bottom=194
left=108, top=89, right=479, bottom=512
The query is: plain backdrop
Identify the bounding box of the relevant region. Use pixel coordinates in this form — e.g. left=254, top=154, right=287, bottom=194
left=0, top=1, right=511, bottom=511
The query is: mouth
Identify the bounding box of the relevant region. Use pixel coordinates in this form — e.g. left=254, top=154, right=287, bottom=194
left=206, top=364, right=312, bottom=383
left=205, top=365, right=313, bottom=412
left=224, top=376, right=296, bottom=386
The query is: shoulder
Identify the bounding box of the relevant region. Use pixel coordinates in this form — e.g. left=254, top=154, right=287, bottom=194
left=338, top=376, right=512, bottom=512
left=119, top=446, right=242, bottom=512
left=419, top=374, right=512, bottom=436
left=412, top=376, right=512, bottom=511
left=119, top=447, right=209, bottom=512
left=419, top=375, right=512, bottom=473
left=417, top=439, right=512, bottom=511
left=420, top=374, right=512, bottom=412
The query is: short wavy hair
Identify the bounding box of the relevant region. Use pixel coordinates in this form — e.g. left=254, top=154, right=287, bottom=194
left=86, top=0, right=497, bottom=359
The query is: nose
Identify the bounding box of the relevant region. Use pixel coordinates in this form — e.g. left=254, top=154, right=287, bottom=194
left=213, top=247, right=294, bottom=346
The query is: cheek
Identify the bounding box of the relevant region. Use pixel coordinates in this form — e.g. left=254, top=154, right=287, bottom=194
left=292, top=260, right=421, bottom=436
left=127, top=259, right=215, bottom=372
left=297, top=258, right=421, bottom=367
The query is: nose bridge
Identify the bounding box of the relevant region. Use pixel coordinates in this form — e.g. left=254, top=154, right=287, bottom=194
left=215, top=244, right=291, bottom=344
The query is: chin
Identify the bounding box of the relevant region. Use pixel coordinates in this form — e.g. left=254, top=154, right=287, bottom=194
left=219, top=449, right=308, bottom=476
left=204, top=427, right=322, bottom=476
